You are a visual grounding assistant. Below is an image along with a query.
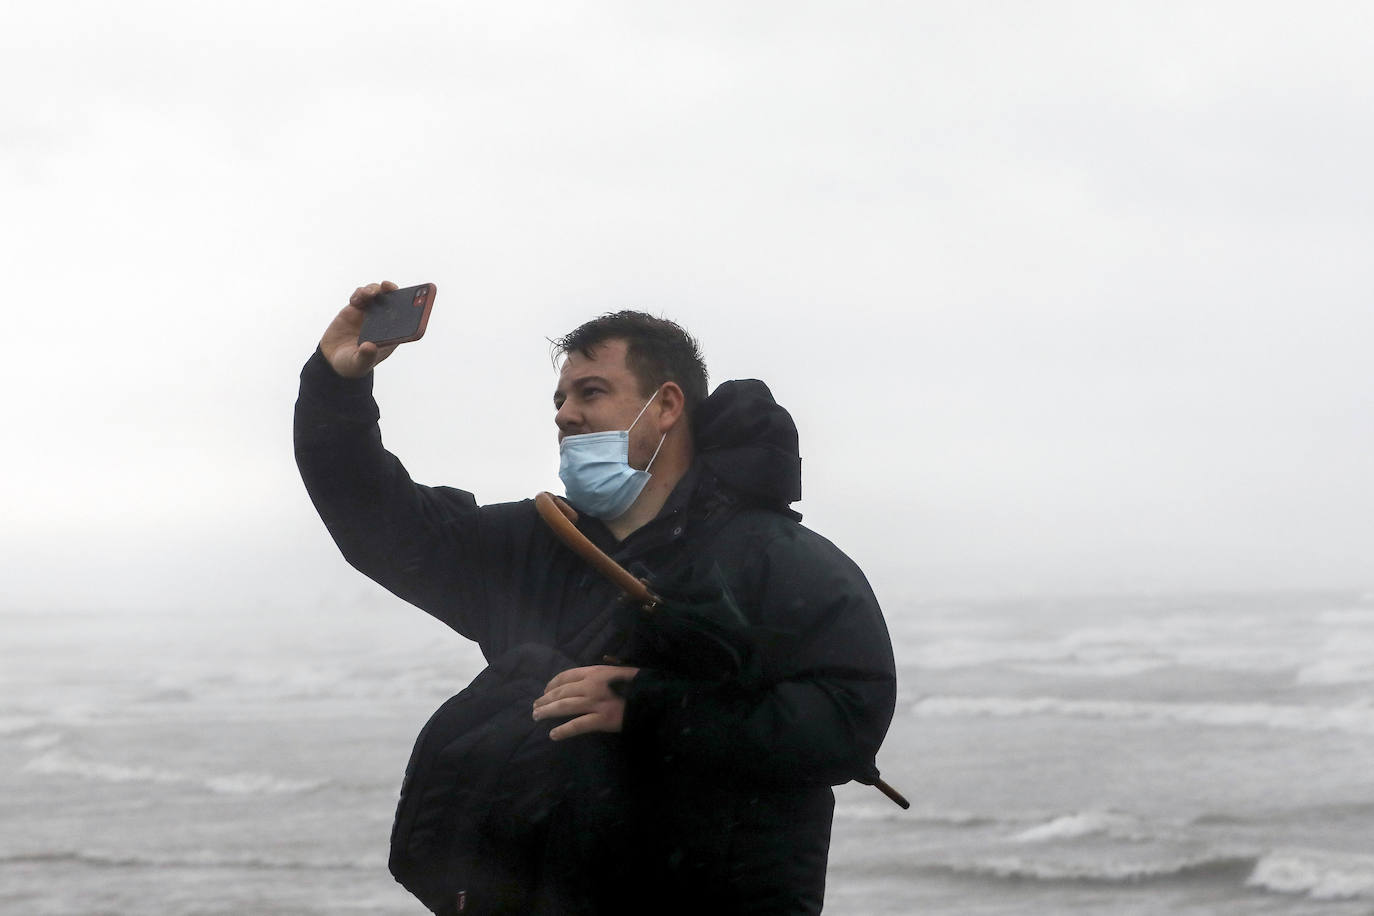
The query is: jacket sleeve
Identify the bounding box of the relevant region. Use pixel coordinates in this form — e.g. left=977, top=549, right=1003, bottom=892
left=293, top=348, right=532, bottom=647
left=619, top=524, right=897, bottom=788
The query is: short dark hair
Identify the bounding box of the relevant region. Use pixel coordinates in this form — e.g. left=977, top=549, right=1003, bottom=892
left=553, top=311, right=709, bottom=414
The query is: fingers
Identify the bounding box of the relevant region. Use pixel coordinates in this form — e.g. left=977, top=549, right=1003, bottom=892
left=539, top=664, right=638, bottom=695
left=322, top=283, right=399, bottom=378
left=549, top=713, right=606, bottom=742
left=532, top=674, right=588, bottom=714
left=533, top=665, right=622, bottom=709
left=351, top=341, right=381, bottom=374
left=347, top=281, right=398, bottom=310
left=541, top=666, right=588, bottom=695
left=534, top=692, right=617, bottom=741
left=533, top=665, right=638, bottom=739
left=538, top=697, right=618, bottom=741
left=348, top=284, right=376, bottom=309
left=349, top=341, right=397, bottom=373
left=533, top=695, right=592, bottom=721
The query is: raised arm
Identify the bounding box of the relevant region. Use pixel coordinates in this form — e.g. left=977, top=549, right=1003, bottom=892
left=294, top=283, right=498, bottom=643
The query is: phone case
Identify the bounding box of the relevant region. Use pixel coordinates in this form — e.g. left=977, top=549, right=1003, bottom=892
left=359, top=283, right=436, bottom=346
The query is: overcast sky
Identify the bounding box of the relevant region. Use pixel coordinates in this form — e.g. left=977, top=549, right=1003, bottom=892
left=4, top=1, right=1371, bottom=618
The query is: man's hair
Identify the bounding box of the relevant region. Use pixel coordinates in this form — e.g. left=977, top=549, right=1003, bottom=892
left=553, top=311, right=709, bottom=415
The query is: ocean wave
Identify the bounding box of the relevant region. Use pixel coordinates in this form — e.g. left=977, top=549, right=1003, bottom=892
left=912, top=695, right=1374, bottom=735
left=22, top=750, right=327, bottom=795
left=917, top=835, right=1374, bottom=896
left=1247, top=848, right=1374, bottom=900
left=835, top=805, right=996, bottom=827
left=926, top=851, right=1257, bottom=884
left=1296, top=657, right=1374, bottom=686
left=1014, top=658, right=1173, bottom=679
left=907, top=602, right=1374, bottom=683
left=0, top=848, right=370, bottom=871
left=1011, top=810, right=1149, bottom=844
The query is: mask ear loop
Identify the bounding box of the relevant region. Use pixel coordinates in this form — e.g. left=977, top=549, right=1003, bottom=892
left=644, top=431, right=668, bottom=473
left=629, top=387, right=668, bottom=473
left=627, top=387, right=660, bottom=430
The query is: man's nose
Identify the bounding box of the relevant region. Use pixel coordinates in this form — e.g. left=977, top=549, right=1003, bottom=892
left=555, top=402, right=581, bottom=436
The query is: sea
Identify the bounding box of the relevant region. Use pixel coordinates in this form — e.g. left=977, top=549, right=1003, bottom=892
left=3, top=589, right=1373, bottom=915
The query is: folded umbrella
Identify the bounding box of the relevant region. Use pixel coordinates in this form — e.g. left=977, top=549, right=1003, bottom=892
left=534, top=491, right=909, bottom=809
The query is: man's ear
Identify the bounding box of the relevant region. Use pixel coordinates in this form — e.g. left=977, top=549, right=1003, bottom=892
left=657, top=382, right=687, bottom=431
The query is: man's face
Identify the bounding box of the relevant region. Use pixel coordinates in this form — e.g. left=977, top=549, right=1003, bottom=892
left=553, top=339, right=658, bottom=451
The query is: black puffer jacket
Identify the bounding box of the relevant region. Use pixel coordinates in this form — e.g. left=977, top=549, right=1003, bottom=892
left=295, top=350, right=897, bottom=915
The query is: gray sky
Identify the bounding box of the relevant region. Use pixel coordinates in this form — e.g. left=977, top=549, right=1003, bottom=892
left=4, top=1, right=1372, bottom=616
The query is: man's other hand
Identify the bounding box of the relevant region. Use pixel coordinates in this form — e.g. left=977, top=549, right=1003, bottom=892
left=320, top=281, right=400, bottom=378
left=533, top=665, right=641, bottom=740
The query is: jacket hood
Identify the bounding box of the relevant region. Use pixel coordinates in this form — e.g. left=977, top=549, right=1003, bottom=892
left=692, top=379, right=802, bottom=515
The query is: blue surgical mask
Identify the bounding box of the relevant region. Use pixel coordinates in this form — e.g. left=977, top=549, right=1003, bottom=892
left=558, top=389, right=667, bottom=520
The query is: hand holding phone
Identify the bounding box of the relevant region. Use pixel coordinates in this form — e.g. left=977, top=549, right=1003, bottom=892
left=359, top=283, right=437, bottom=347
left=319, top=281, right=437, bottom=379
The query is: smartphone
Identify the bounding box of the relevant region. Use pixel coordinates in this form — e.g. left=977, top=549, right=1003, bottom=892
left=359, top=283, right=437, bottom=347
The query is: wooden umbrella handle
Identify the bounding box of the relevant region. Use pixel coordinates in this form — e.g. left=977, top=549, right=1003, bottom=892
left=534, top=492, right=659, bottom=607
left=873, top=778, right=910, bottom=809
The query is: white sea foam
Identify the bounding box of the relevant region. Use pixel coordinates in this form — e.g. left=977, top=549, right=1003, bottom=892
left=913, top=695, right=1374, bottom=735
left=1296, top=658, right=1374, bottom=686
left=1014, top=657, right=1171, bottom=679
left=22, top=750, right=327, bottom=795
left=1011, top=811, right=1146, bottom=844
left=935, top=851, right=1255, bottom=883
left=1247, top=848, right=1374, bottom=900
left=835, top=804, right=995, bottom=827
left=203, top=772, right=326, bottom=795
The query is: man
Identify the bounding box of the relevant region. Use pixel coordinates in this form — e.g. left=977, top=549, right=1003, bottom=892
left=295, top=282, right=897, bottom=915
